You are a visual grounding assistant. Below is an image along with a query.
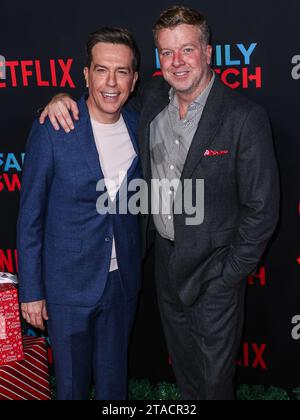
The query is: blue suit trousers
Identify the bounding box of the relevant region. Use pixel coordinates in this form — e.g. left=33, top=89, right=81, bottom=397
left=47, top=270, right=137, bottom=400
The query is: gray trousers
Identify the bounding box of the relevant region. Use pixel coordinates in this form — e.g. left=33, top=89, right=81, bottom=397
left=155, top=234, right=246, bottom=400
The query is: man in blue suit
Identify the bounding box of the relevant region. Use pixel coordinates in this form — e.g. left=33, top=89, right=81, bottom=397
left=17, top=27, right=142, bottom=400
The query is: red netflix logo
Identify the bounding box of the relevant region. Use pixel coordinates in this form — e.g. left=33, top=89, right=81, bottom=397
left=0, top=174, right=21, bottom=192
left=248, top=267, right=266, bottom=286
left=214, top=67, right=262, bottom=89
left=0, top=249, right=18, bottom=273
left=236, top=343, right=268, bottom=370
left=0, top=59, right=75, bottom=88
left=170, top=343, right=268, bottom=369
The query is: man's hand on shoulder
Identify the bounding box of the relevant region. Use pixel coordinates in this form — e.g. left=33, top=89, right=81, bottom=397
left=21, top=300, right=49, bottom=331
left=39, top=93, right=79, bottom=133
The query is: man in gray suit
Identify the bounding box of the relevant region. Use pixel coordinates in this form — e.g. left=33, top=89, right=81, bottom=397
left=39, top=6, right=280, bottom=400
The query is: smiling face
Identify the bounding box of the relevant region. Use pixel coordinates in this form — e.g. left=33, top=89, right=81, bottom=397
left=157, top=24, right=212, bottom=102
left=84, top=42, right=138, bottom=123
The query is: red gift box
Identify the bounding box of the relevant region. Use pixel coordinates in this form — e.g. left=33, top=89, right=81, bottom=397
left=0, top=284, right=24, bottom=365
left=0, top=336, right=51, bottom=400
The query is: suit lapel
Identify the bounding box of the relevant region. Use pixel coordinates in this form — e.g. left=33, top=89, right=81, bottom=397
left=75, top=95, right=104, bottom=181
left=180, top=78, right=226, bottom=182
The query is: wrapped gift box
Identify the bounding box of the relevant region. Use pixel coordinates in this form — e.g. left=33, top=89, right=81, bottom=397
left=0, top=336, right=51, bottom=400
left=0, top=273, right=18, bottom=285
left=0, top=280, right=24, bottom=365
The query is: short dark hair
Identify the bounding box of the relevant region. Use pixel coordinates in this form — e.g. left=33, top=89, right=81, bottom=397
left=86, top=27, right=140, bottom=71
left=153, top=5, right=211, bottom=46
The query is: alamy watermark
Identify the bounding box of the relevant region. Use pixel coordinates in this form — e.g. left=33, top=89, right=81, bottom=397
left=0, top=55, right=6, bottom=80
left=292, top=55, right=300, bottom=80
left=96, top=172, right=205, bottom=226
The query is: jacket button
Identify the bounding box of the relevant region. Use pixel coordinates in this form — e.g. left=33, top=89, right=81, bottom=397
left=105, top=237, right=110, bottom=242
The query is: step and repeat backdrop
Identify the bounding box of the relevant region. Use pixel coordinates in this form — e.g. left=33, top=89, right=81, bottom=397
left=0, top=0, right=299, bottom=392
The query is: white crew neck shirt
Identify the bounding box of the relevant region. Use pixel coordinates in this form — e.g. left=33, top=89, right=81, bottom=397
left=91, top=115, right=137, bottom=272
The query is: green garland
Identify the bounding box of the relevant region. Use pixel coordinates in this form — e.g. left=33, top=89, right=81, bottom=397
left=237, top=385, right=290, bottom=400
left=128, top=380, right=182, bottom=400
left=50, top=377, right=300, bottom=400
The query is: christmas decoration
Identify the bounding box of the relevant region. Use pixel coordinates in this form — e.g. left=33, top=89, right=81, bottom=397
left=0, top=282, right=23, bottom=365
left=0, top=336, right=51, bottom=400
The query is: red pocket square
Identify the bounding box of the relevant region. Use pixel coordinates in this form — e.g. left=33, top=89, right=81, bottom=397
left=204, top=149, right=229, bottom=157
